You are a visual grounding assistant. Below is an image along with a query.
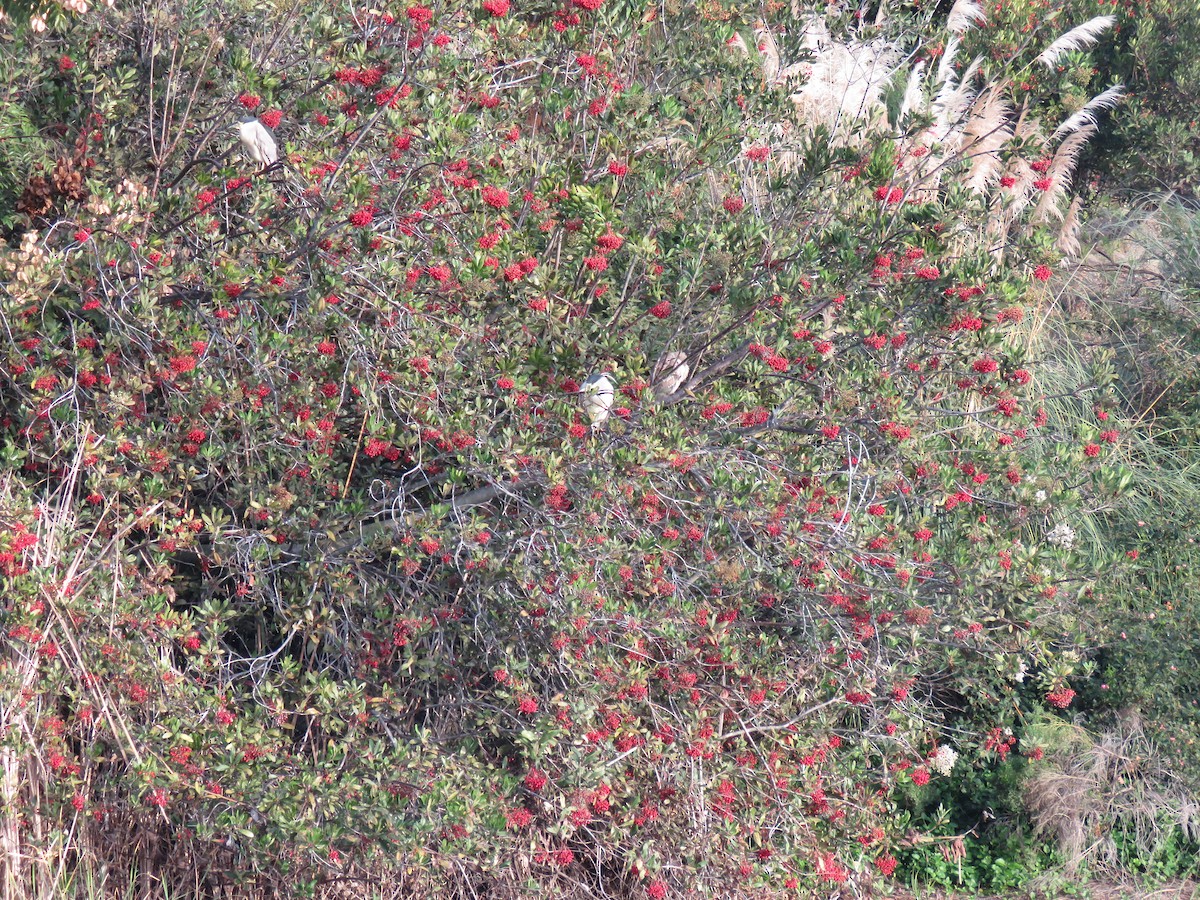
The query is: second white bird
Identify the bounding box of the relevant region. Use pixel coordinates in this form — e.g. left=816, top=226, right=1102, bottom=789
left=580, top=372, right=616, bottom=429
left=651, top=351, right=690, bottom=400
left=233, top=116, right=278, bottom=167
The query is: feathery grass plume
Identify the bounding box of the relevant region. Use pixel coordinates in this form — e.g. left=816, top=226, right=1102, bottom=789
left=928, top=75, right=961, bottom=143
left=893, top=125, right=941, bottom=199
left=777, top=62, right=811, bottom=81
left=799, top=14, right=832, bottom=53
left=1010, top=101, right=1046, bottom=145
left=898, top=43, right=987, bottom=197
left=1036, top=15, right=1116, bottom=69
left=960, top=85, right=1014, bottom=193
left=789, top=38, right=902, bottom=137
left=984, top=155, right=1037, bottom=259
left=1007, top=156, right=1040, bottom=214
left=1052, top=84, right=1125, bottom=140
left=899, top=60, right=927, bottom=121
left=946, top=0, right=987, bottom=34
left=1033, top=123, right=1097, bottom=224
left=936, top=34, right=961, bottom=86
left=1050, top=122, right=1097, bottom=181
left=1056, top=194, right=1084, bottom=257
left=931, top=58, right=982, bottom=144
left=754, top=21, right=782, bottom=84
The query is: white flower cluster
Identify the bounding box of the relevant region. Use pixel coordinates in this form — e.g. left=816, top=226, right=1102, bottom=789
left=1045, top=521, right=1076, bottom=550
left=86, top=178, right=149, bottom=228
left=1, top=231, right=49, bottom=289
left=1014, top=658, right=1028, bottom=683
left=930, top=745, right=959, bottom=776
left=21, top=0, right=116, bottom=32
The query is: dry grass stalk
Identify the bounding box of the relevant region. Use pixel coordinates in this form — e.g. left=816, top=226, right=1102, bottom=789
left=737, top=6, right=1120, bottom=258
left=1036, top=15, right=1117, bottom=69
left=1033, top=123, right=1097, bottom=224
left=1025, top=713, right=1200, bottom=875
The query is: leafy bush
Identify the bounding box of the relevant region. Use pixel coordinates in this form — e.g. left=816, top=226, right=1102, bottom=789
left=1023, top=716, right=1200, bottom=880
left=1059, top=197, right=1200, bottom=786
left=0, top=0, right=1133, bottom=896
left=967, top=0, right=1200, bottom=193
left=897, top=745, right=1063, bottom=893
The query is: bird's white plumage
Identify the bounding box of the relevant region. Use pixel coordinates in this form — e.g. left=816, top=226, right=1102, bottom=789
left=234, top=118, right=278, bottom=166
left=580, top=372, right=616, bottom=429
left=651, top=351, right=690, bottom=400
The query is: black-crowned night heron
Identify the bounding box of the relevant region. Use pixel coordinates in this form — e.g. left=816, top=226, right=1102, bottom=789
left=232, top=116, right=278, bottom=166
left=580, top=372, right=616, bottom=429
left=651, top=350, right=690, bottom=400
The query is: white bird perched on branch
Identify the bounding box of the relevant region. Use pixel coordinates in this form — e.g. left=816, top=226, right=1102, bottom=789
left=651, top=351, right=690, bottom=400
left=232, top=116, right=278, bottom=166
left=580, top=372, right=616, bottom=430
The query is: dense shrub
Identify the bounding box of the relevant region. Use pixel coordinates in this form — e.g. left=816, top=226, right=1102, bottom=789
left=1046, top=198, right=1200, bottom=784
left=975, top=196, right=1200, bottom=885
left=961, top=0, right=1200, bottom=193
left=0, top=0, right=1135, bottom=896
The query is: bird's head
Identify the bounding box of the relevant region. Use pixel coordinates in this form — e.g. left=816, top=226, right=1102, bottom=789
left=653, top=350, right=688, bottom=376
left=231, top=117, right=260, bottom=136
left=581, top=372, right=616, bottom=394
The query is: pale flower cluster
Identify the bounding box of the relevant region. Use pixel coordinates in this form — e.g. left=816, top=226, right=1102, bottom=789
left=1, top=231, right=49, bottom=288
left=23, top=0, right=116, bottom=32
left=930, top=745, right=959, bottom=776
left=1045, top=521, right=1077, bottom=550
left=88, top=178, right=149, bottom=228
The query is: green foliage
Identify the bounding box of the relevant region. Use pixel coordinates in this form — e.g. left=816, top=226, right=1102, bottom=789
left=1113, top=824, right=1200, bottom=883
left=899, top=828, right=1061, bottom=893
left=972, top=0, right=1200, bottom=193
left=1014, top=198, right=1200, bottom=783
left=1089, top=0, right=1200, bottom=192
left=0, top=0, right=1156, bottom=896
left=896, top=722, right=1064, bottom=891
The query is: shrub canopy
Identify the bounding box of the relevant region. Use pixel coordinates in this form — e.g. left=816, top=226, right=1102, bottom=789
left=0, top=0, right=1133, bottom=895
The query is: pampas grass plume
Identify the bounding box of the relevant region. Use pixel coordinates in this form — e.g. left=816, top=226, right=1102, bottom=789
left=1036, top=16, right=1116, bottom=69
left=1052, top=85, right=1125, bottom=140
left=946, top=0, right=987, bottom=34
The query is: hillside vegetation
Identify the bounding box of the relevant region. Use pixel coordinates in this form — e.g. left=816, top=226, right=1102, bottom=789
left=0, top=0, right=1196, bottom=897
